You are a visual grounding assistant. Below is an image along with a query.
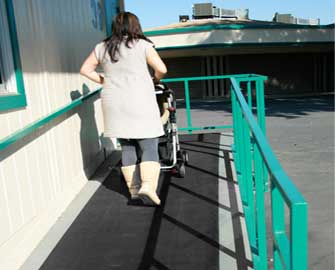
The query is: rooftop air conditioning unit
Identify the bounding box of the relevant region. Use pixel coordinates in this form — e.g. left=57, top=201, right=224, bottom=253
left=193, top=3, right=214, bottom=18
left=220, top=9, right=236, bottom=18
left=220, top=8, right=249, bottom=20
left=213, top=7, right=221, bottom=17
left=273, top=13, right=296, bottom=24
left=296, top=17, right=320, bottom=25
left=235, top=9, right=249, bottom=19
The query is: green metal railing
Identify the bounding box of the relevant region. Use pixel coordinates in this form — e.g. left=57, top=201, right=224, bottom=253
left=161, top=74, right=266, bottom=134
left=230, top=77, right=308, bottom=270
left=162, top=74, right=308, bottom=269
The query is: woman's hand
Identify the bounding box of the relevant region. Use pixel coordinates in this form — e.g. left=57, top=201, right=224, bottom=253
left=146, top=46, right=167, bottom=82
left=152, top=76, right=160, bottom=84
left=80, top=50, right=104, bottom=84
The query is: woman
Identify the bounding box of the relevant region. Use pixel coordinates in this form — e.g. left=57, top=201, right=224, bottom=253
left=80, top=12, right=167, bottom=205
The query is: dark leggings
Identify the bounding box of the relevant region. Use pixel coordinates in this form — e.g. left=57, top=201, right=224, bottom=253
left=118, top=138, right=159, bottom=166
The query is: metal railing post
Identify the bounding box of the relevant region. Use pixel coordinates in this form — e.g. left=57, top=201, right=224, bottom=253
left=247, top=80, right=252, bottom=109
left=242, top=112, right=257, bottom=249
left=254, top=143, right=268, bottom=270
left=236, top=94, right=248, bottom=204
left=271, top=182, right=286, bottom=270
left=256, top=78, right=269, bottom=191
left=184, top=80, right=193, bottom=134
left=291, top=203, right=308, bottom=270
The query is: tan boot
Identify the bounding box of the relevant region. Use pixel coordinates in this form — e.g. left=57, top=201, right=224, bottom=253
left=121, top=164, right=141, bottom=199
left=138, top=161, right=161, bottom=205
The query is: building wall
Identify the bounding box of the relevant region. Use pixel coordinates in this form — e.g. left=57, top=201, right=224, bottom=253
left=0, top=1, right=120, bottom=269
left=227, top=51, right=334, bottom=95
left=149, top=26, right=334, bottom=49
left=164, top=57, right=204, bottom=100
left=150, top=23, right=334, bottom=98
left=162, top=51, right=334, bottom=99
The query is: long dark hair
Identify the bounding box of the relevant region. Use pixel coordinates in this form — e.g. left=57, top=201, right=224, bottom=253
left=103, top=12, right=153, bottom=62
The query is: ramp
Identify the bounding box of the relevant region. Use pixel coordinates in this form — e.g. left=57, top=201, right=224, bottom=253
left=21, top=133, right=251, bottom=270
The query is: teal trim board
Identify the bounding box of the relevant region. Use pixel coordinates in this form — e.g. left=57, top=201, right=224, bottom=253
left=0, top=0, right=27, bottom=111
left=145, top=23, right=334, bottom=36
left=156, top=41, right=335, bottom=52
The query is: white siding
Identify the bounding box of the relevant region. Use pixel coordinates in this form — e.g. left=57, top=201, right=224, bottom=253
left=0, top=0, right=119, bottom=269
left=150, top=27, right=335, bottom=49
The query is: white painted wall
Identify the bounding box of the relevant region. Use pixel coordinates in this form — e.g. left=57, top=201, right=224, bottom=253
left=0, top=1, right=119, bottom=269
left=150, top=27, right=334, bottom=49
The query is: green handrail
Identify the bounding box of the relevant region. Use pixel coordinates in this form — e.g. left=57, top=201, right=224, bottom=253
left=0, top=88, right=102, bottom=152
left=161, top=74, right=267, bottom=134
left=230, top=77, right=308, bottom=270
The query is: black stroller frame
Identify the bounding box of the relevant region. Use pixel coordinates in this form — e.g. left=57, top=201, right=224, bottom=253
left=155, top=83, right=188, bottom=178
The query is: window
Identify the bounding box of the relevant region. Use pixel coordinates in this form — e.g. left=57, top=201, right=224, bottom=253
left=0, top=4, right=17, bottom=95
left=0, top=58, right=5, bottom=93
left=0, top=0, right=26, bottom=111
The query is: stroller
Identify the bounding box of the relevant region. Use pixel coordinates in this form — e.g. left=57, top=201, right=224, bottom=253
left=154, top=82, right=189, bottom=178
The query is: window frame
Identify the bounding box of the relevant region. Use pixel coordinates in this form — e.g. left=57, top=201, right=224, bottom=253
left=0, top=0, right=27, bottom=111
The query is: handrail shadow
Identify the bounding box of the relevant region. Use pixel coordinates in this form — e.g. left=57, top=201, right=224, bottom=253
left=138, top=134, right=253, bottom=269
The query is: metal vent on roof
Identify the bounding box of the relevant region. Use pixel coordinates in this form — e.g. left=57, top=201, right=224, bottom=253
left=213, top=7, right=220, bottom=17
left=192, top=3, right=249, bottom=20
left=221, top=9, right=235, bottom=16
left=296, top=18, right=320, bottom=25
left=220, top=9, right=249, bottom=19
left=273, top=13, right=296, bottom=24
left=273, top=12, right=320, bottom=25
left=193, top=3, right=214, bottom=18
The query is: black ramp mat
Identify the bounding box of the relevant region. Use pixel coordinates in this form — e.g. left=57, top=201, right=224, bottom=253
left=40, top=133, right=221, bottom=270
left=150, top=133, right=220, bottom=270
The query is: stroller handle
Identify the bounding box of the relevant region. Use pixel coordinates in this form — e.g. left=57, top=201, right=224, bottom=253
left=154, top=82, right=175, bottom=96
left=154, top=82, right=169, bottom=91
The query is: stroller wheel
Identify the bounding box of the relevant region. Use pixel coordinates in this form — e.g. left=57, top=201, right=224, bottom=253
left=182, top=150, right=189, bottom=165
left=177, top=163, right=186, bottom=178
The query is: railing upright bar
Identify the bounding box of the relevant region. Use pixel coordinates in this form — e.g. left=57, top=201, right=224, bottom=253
left=254, top=143, right=268, bottom=270
left=256, top=79, right=266, bottom=133
left=231, top=89, right=240, bottom=173
left=256, top=78, right=269, bottom=191
left=242, top=112, right=257, bottom=249
left=271, top=182, right=287, bottom=270
left=183, top=80, right=193, bottom=134
left=247, top=81, right=252, bottom=109
left=236, top=96, right=248, bottom=204
left=273, top=244, right=284, bottom=270
left=291, top=203, right=308, bottom=270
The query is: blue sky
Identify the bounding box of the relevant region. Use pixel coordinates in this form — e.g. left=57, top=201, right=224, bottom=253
left=125, top=0, right=335, bottom=29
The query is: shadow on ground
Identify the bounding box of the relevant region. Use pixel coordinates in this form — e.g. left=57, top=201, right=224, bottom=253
left=176, top=94, right=334, bottom=120
left=38, top=133, right=251, bottom=270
